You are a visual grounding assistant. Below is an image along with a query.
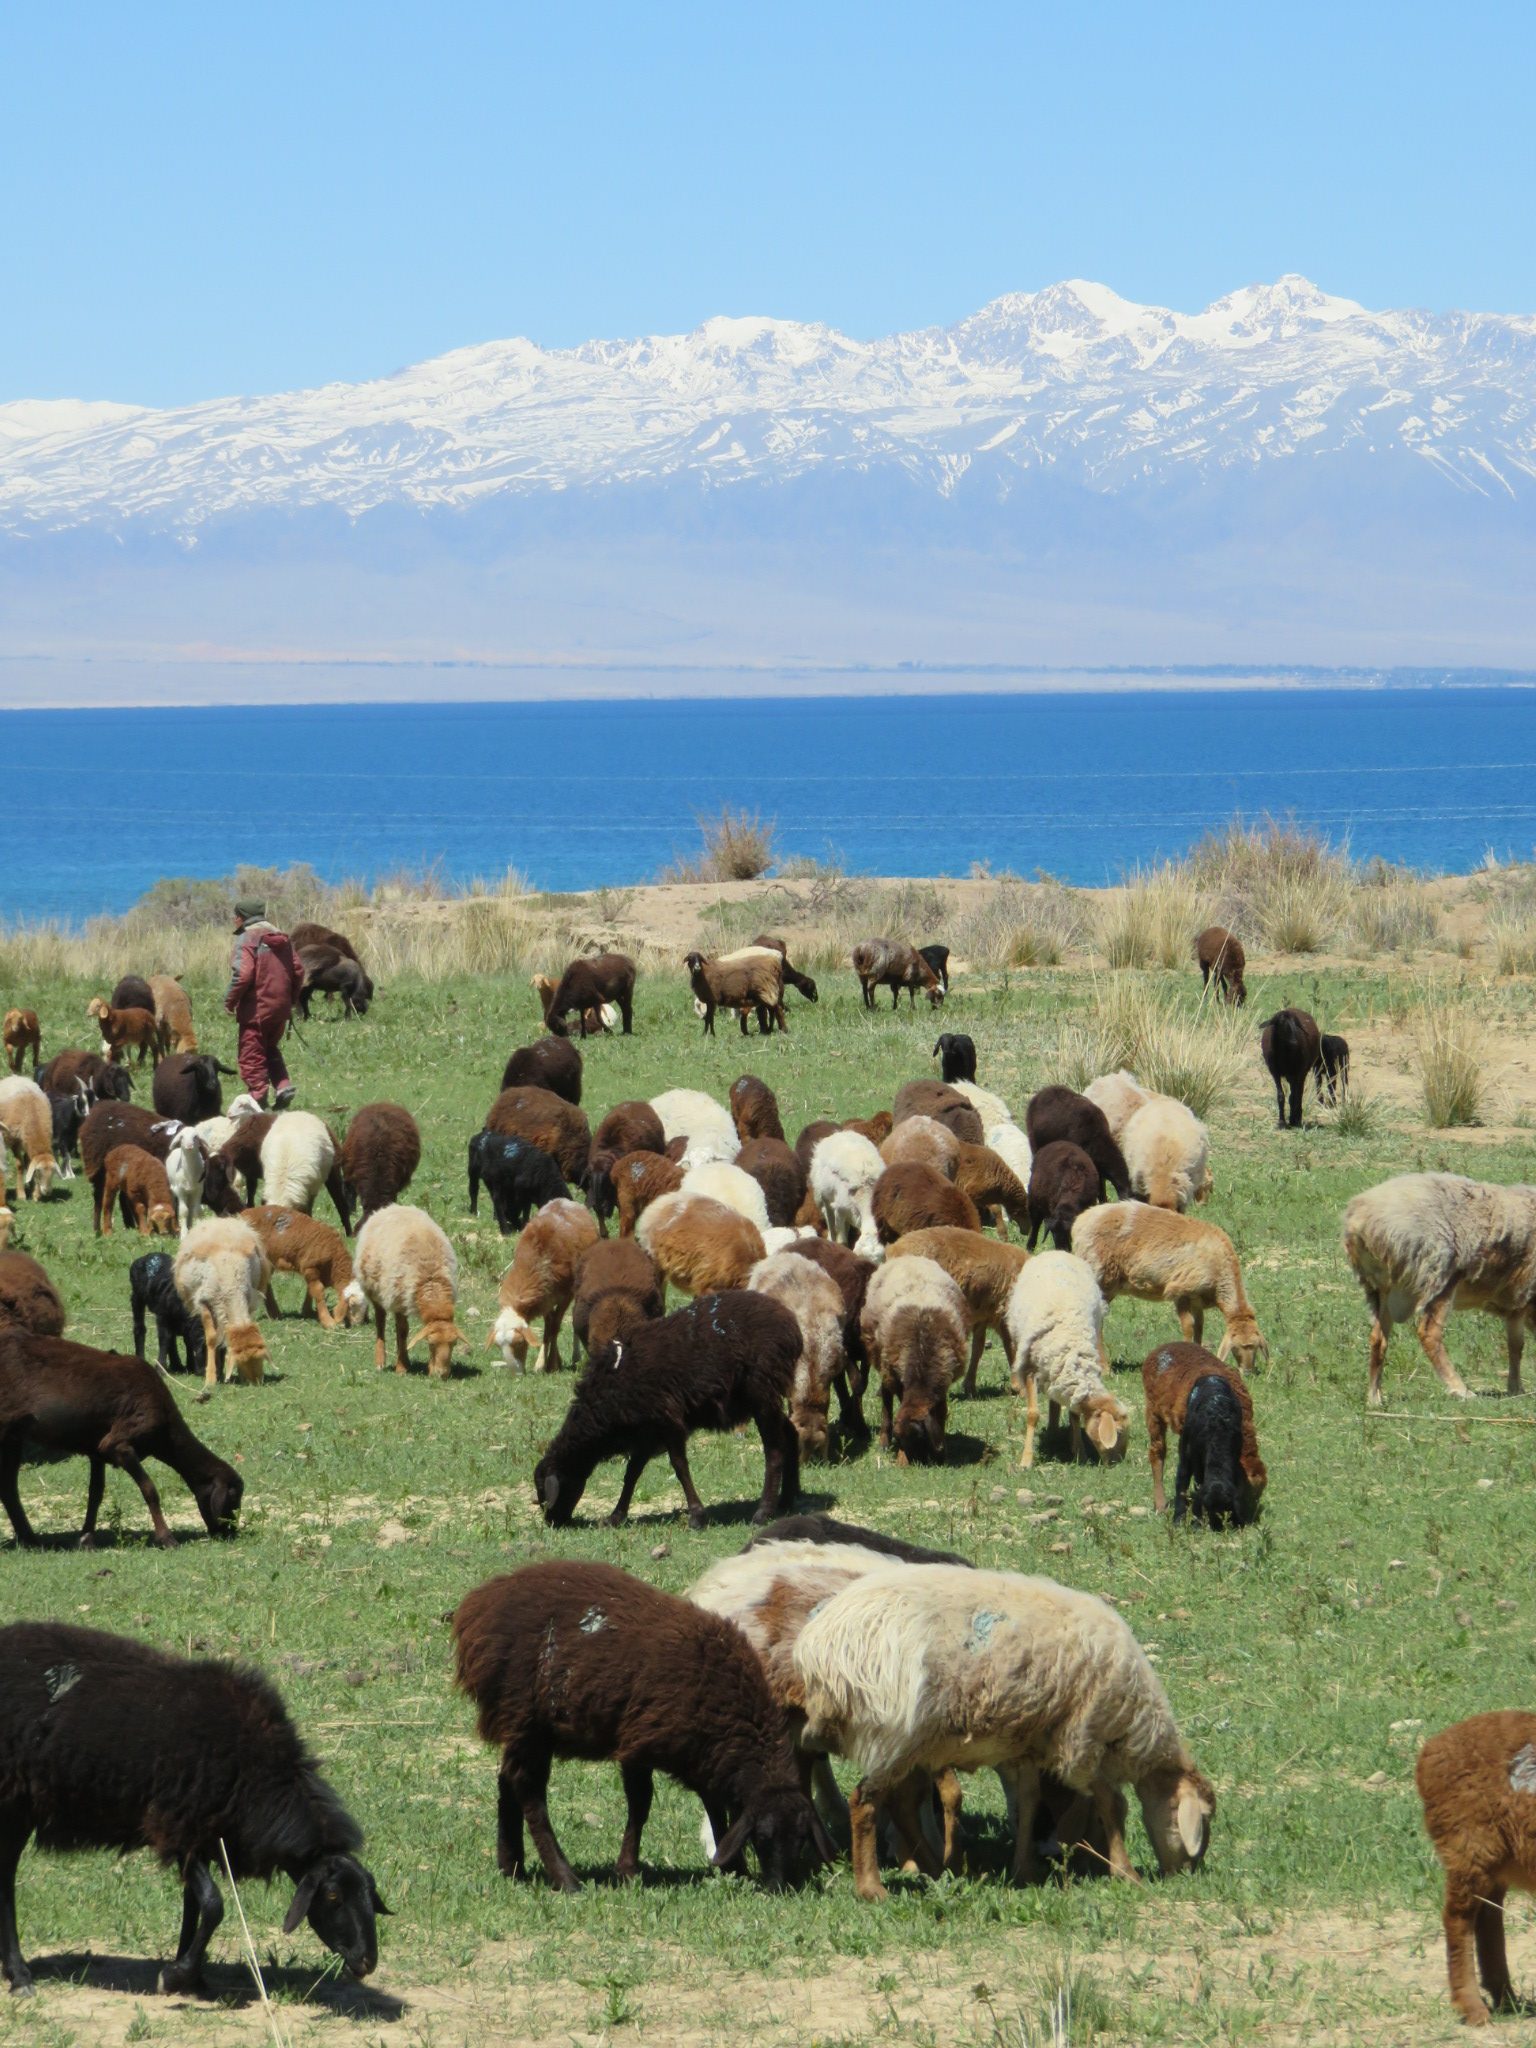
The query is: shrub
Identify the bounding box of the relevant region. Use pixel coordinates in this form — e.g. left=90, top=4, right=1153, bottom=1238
left=1413, top=996, right=1487, bottom=1127
left=1052, top=978, right=1248, bottom=1119
left=1489, top=909, right=1536, bottom=974
left=951, top=881, right=1091, bottom=969
left=660, top=805, right=779, bottom=882
left=1099, top=868, right=1206, bottom=970
left=1352, top=880, right=1441, bottom=955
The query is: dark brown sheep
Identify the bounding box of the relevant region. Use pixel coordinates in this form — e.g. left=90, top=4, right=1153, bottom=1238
left=892, top=1080, right=985, bottom=1145
left=81, top=1102, right=237, bottom=1235
left=0, top=1252, right=66, bottom=1336
left=541, top=952, right=636, bottom=1037
left=1025, top=1085, right=1131, bottom=1198
left=484, top=1085, right=591, bottom=1183
left=1141, top=1341, right=1266, bottom=1525
left=151, top=1052, right=235, bottom=1123
left=218, top=1111, right=276, bottom=1206
left=611, top=1151, right=685, bottom=1238
left=109, top=975, right=157, bottom=1016
left=850, top=940, right=943, bottom=1010
left=737, top=1137, right=809, bottom=1228
left=872, top=1162, right=981, bottom=1245
left=730, top=1073, right=785, bottom=1143
left=584, top=1101, right=668, bottom=1227
left=38, top=1048, right=131, bottom=1104
left=932, top=1033, right=976, bottom=1083
left=1026, top=1140, right=1105, bottom=1251
left=571, top=1237, right=665, bottom=1359
left=748, top=935, right=819, bottom=1002
left=1194, top=926, right=1247, bottom=1006
left=501, top=1038, right=583, bottom=1105
left=337, top=1102, right=421, bottom=1218
left=290, top=920, right=363, bottom=963
left=1259, top=1008, right=1322, bottom=1129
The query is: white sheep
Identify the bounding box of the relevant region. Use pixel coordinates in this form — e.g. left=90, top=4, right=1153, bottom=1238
left=1121, top=1097, right=1212, bottom=1212
left=1342, top=1172, right=1536, bottom=1406
left=173, top=1217, right=271, bottom=1386
left=983, top=1119, right=1033, bottom=1193
left=681, top=1160, right=772, bottom=1234
left=747, top=1251, right=847, bottom=1458
left=193, top=1093, right=265, bottom=1157
left=0, top=1077, right=58, bottom=1201
left=1083, top=1071, right=1150, bottom=1144
left=342, top=1203, right=464, bottom=1378
left=809, top=1130, right=885, bottom=1261
left=792, top=1563, right=1215, bottom=1899
left=950, top=1080, right=1013, bottom=1131
left=259, top=1111, right=343, bottom=1221
left=648, top=1088, right=740, bottom=1167
left=165, top=1128, right=206, bottom=1235
left=1071, top=1201, right=1268, bottom=1372
left=761, top=1223, right=819, bottom=1255
left=1005, top=1250, right=1127, bottom=1467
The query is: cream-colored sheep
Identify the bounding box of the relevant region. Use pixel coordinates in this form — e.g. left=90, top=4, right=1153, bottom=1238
left=880, top=1116, right=960, bottom=1180
left=1083, top=1071, right=1151, bottom=1144
left=1121, top=1097, right=1212, bottom=1212
left=886, top=1225, right=1029, bottom=1394
left=1005, top=1250, right=1127, bottom=1467
left=983, top=1120, right=1033, bottom=1197
left=490, top=1197, right=600, bottom=1371
left=173, top=1217, right=271, bottom=1386
left=0, top=1077, right=58, bottom=1202
left=747, top=1251, right=846, bottom=1458
left=809, top=1130, right=885, bottom=1260
left=637, top=1190, right=765, bottom=1298
left=949, top=1080, right=1013, bottom=1131
left=648, top=1088, right=740, bottom=1166
left=1072, top=1201, right=1268, bottom=1372
left=342, top=1203, right=465, bottom=1378
left=860, top=1255, right=969, bottom=1464
left=680, top=1160, right=772, bottom=1234
left=259, top=1111, right=341, bottom=1217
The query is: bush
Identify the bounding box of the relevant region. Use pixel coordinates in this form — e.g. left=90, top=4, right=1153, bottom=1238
left=1099, top=868, right=1206, bottom=970
left=1052, top=978, right=1248, bottom=1118
left=1352, top=880, right=1441, bottom=955
left=1413, top=996, right=1487, bottom=1127
left=661, top=805, right=779, bottom=882
left=951, top=881, right=1091, bottom=969
left=1489, top=909, right=1536, bottom=974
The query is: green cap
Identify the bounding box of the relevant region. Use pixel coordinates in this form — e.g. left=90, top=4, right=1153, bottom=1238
left=233, top=897, right=266, bottom=920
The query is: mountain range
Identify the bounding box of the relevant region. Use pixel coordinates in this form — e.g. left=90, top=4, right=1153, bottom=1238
left=4, top=275, right=1535, bottom=695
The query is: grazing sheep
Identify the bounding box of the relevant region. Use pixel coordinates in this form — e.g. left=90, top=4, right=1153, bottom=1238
left=1121, top=1097, right=1212, bottom=1213
left=950, top=1080, right=1013, bottom=1132
left=810, top=1130, right=886, bottom=1259
left=100, top=1145, right=178, bottom=1237
left=681, top=1160, right=772, bottom=1233
left=685, top=950, right=787, bottom=1038
left=148, top=974, right=197, bottom=1053
left=129, top=1251, right=207, bottom=1376
left=0, top=1621, right=383, bottom=1996
left=45, top=1083, right=89, bottom=1180
left=783, top=1237, right=878, bottom=1437
left=918, top=944, right=950, bottom=996
left=952, top=1141, right=1031, bottom=1236
left=892, top=1080, right=984, bottom=1145
left=932, top=1033, right=976, bottom=1084
left=1083, top=1070, right=1151, bottom=1145
left=1027, top=1141, right=1105, bottom=1252
left=571, top=1237, right=664, bottom=1360
left=1025, top=1085, right=1130, bottom=1198
left=843, top=1111, right=895, bottom=1147
left=501, top=1037, right=583, bottom=1105
left=795, top=1118, right=839, bottom=1172
left=80, top=1101, right=195, bottom=1230
left=290, top=920, right=364, bottom=964
left=0, top=1331, right=243, bottom=1547
left=873, top=1161, right=981, bottom=1245
left=1260, top=1007, right=1321, bottom=1128
left=531, top=974, right=612, bottom=1039
left=748, top=934, right=820, bottom=1002
left=295, top=945, right=374, bottom=1018
left=1194, top=926, right=1246, bottom=1006
left=584, top=1100, right=667, bottom=1227
left=242, top=1206, right=359, bottom=1328
left=613, top=1151, right=686, bottom=1238
left=1005, top=1251, right=1127, bottom=1467
left=0, top=1251, right=65, bottom=1336
left=108, top=974, right=156, bottom=1017
left=638, top=1191, right=766, bottom=1298
left=0, top=1078, right=58, bottom=1202
left=1342, top=1171, right=1536, bottom=1405
left=534, top=1290, right=802, bottom=1529
left=260, top=1111, right=353, bottom=1232
left=213, top=1104, right=275, bottom=1205
left=730, top=1136, right=807, bottom=1231
left=39, top=1047, right=130, bottom=1104
left=860, top=1255, right=968, bottom=1464
left=851, top=940, right=943, bottom=1011
left=793, top=1564, right=1214, bottom=1898
left=173, top=1218, right=271, bottom=1386
left=748, top=1251, right=846, bottom=1459
left=983, top=1118, right=1034, bottom=1194
left=164, top=1127, right=207, bottom=1233
left=648, top=1087, right=740, bottom=1166
left=342, top=1204, right=465, bottom=1379
left=539, top=951, right=636, bottom=1037
left=337, top=1101, right=421, bottom=1219
left=2, top=1010, right=39, bottom=1075
left=1315, top=1031, right=1351, bottom=1105
left=468, top=1131, right=570, bottom=1235
left=1141, top=1342, right=1266, bottom=1525
left=1417, top=1712, right=1536, bottom=2027
left=484, top=1085, right=592, bottom=1184
left=1072, top=1202, right=1269, bottom=1373
left=730, top=1073, right=785, bottom=1143
left=452, top=1562, right=833, bottom=1891
left=86, top=996, right=165, bottom=1065
left=881, top=1115, right=960, bottom=1180
left=490, top=1198, right=601, bottom=1371
left=886, top=1226, right=1028, bottom=1396
left=151, top=1052, right=234, bottom=1124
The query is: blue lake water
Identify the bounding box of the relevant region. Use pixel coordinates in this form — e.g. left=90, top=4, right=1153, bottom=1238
left=6, top=689, right=1535, bottom=923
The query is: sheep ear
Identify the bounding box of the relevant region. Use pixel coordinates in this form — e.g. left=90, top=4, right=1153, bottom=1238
left=1176, top=1786, right=1208, bottom=1860
left=711, top=1812, right=754, bottom=1869
left=369, top=1877, right=392, bottom=1916
left=809, top=1809, right=839, bottom=1866
left=282, top=1869, right=320, bottom=1934
left=1214, top=1332, right=1231, bottom=1362
left=542, top=1471, right=561, bottom=1512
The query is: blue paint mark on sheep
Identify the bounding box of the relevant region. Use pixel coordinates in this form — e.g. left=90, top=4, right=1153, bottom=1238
left=966, top=1610, right=1005, bottom=1651
left=1156, top=1350, right=1175, bottom=1374
left=1510, top=1743, right=1536, bottom=1794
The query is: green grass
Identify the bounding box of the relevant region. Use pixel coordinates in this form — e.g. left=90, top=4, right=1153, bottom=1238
left=3, top=963, right=1534, bottom=2044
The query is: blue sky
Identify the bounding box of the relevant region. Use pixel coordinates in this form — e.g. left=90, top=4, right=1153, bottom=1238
left=6, top=1, right=1533, bottom=407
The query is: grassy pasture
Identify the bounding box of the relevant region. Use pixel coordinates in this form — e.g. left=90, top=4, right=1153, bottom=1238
left=4, top=957, right=1536, bottom=2048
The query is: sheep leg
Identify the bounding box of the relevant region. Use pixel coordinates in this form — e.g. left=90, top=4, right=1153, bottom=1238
left=510, top=1750, right=580, bottom=1893
left=1366, top=1296, right=1393, bottom=1408
left=0, top=1439, right=37, bottom=1548
left=962, top=1324, right=986, bottom=1398
left=78, top=1455, right=107, bottom=1547
left=1172, top=1434, right=1197, bottom=1523
left=1174, top=1298, right=1196, bottom=1342
left=115, top=1449, right=176, bottom=1548
left=0, top=1810, right=32, bottom=1992
left=495, top=1766, right=527, bottom=1877
left=308, top=1275, right=338, bottom=1329
left=1019, top=1370, right=1038, bottom=1468
left=609, top=1450, right=653, bottom=1526
left=1272, top=1075, right=1286, bottom=1128
left=1505, top=1314, right=1524, bottom=1397
left=393, top=1311, right=411, bottom=1373
left=1092, top=1782, right=1138, bottom=1882
left=1443, top=1880, right=1492, bottom=2025
left=373, top=1306, right=388, bottom=1370
left=936, top=1769, right=964, bottom=1873
left=1005, top=1763, right=1043, bottom=1884
left=876, top=1378, right=895, bottom=1449
left=264, top=1282, right=282, bottom=1320
left=1148, top=1417, right=1168, bottom=1514
left=614, top=1764, right=653, bottom=1881
left=848, top=1782, right=888, bottom=1901
left=1415, top=1290, right=1471, bottom=1400
left=831, top=1368, right=868, bottom=1440
left=1475, top=1887, right=1514, bottom=2013
left=541, top=1307, right=565, bottom=1373
left=325, top=1165, right=353, bottom=1235
left=1286, top=1073, right=1305, bottom=1128
left=159, top=1855, right=224, bottom=1994
left=884, top=1775, right=943, bottom=1879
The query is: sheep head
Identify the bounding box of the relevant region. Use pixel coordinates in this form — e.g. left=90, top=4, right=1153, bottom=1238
left=225, top=1321, right=268, bottom=1385
left=23, top=1156, right=56, bottom=1202
left=340, top=1278, right=367, bottom=1324
left=416, top=1317, right=465, bottom=1379
left=1216, top=1316, right=1269, bottom=1376
left=490, top=1306, right=536, bottom=1372
left=1136, top=1761, right=1215, bottom=1874
left=85, top=996, right=109, bottom=1020
left=1081, top=1393, right=1129, bottom=1463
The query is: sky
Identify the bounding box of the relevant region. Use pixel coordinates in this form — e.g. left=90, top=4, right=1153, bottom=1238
left=5, top=1, right=1535, bottom=409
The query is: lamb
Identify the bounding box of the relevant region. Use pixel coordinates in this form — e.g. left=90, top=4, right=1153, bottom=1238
left=793, top=1564, right=1214, bottom=1899
left=86, top=995, right=165, bottom=1065
left=1194, top=926, right=1247, bottom=1006
left=748, top=934, right=820, bottom=1002
left=685, top=949, right=787, bottom=1037
left=872, top=1161, right=981, bottom=1245
left=860, top=1254, right=968, bottom=1464
left=0, top=1251, right=66, bottom=1336
left=570, top=1237, right=664, bottom=1359
left=649, top=1087, right=740, bottom=1166
left=809, top=1129, right=886, bottom=1259
left=337, top=1101, right=421, bottom=1218
left=100, top=1144, right=178, bottom=1237
left=342, top=1204, right=465, bottom=1379
left=0, top=1078, right=58, bottom=1201
left=952, top=1141, right=1031, bottom=1235
left=613, top=1151, right=686, bottom=1237
left=736, top=1136, right=810, bottom=1228
left=1341, top=1171, right=1536, bottom=1405
left=637, top=1191, right=767, bottom=1298
left=1082, top=1070, right=1151, bottom=1145
left=534, top=1289, right=802, bottom=1528
left=468, top=1131, right=570, bottom=1235
left=885, top=1226, right=1028, bottom=1396
left=1141, top=1342, right=1266, bottom=1526
left=500, top=1036, right=582, bottom=1105
left=173, top=1218, right=271, bottom=1386
left=932, top=1033, right=976, bottom=1084
left=0, top=1330, right=243, bottom=1547
left=1260, top=1007, right=1321, bottom=1128
left=151, top=1051, right=235, bottom=1123
left=892, top=1080, right=984, bottom=1144
left=242, top=1205, right=360, bottom=1328
left=490, top=1198, right=601, bottom=1371
left=681, top=1160, right=772, bottom=1233
left=295, top=945, right=374, bottom=1018
left=165, top=1127, right=208, bottom=1233
left=1072, top=1202, right=1269, bottom=1373
left=1027, top=1140, right=1106, bottom=1251
left=585, top=1101, right=669, bottom=1227
left=881, top=1115, right=960, bottom=1180
left=484, top=1084, right=592, bottom=1183
left=852, top=940, right=943, bottom=1010
left=80, top=1101, right=190, bottom=1230
left=148, top=974, right=198, bottom=1053
left=747, top=1250, right=846, bottom=1458
left=1005, top=1250, right=1128, bottom=1467
left=1417, top=1711, right=1536, bottom=2026
left=129, top=1251, right=207, bottom=1375
left=539, top=951, right=636, bottom=1037
left=452, top=1562, right=833, bottom=1891
left=1025, top=1084, right=1131, bottom=1198
left=260, top=1111, right=353, bottom=1232
left=730, top=1073, right=785, bottom=1142
left=783, top=1237, right=878, bottom=1436
left=0, top=1620, right=384, bottom=1996
left=1122, top=1097, right=1212, bottom=1213
left=2, top=1010, right=39, bottom=1075
left=531, top=974, right=614, bottom=1039
left=1315, top=1031, right=1351, bottom=1105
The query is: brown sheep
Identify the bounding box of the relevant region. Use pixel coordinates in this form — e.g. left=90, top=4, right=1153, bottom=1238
left=1027, top=1141, right=1105, bottom=1251
left=1260, top=1008, right=1322, bottom=1129
left=1194, top=926, right=1246, bottom=1006
left=2, top=1011, right=40, bottom=1076
left=881, top=1116, right=959, bottom=1180
left=685, top=951, right=787, bottom=1038
left=491, top=1199, right=601, bottom=1372
left=571, top=1237, right=665, bottom=1359
left=538, top=952, right=636, bottom=1037
left=886, top=1226, right=1028, bottom=1395
left=730, top=1074, right=785, bottom=1143
left=782, top=1237, right=878, bottom=1437
left=871, top=1162, right=981, bottom=1245
left=100, top=1146, right=177, bottom=1238
left=613, top=1152, right=686, bottom=1238
left=585, top=1101, right=668, bottom=1228
left=0, top=1251, right=66, bottom=1336
left=500, top=1038, right=583, bottom=1105
left=241, top=1206, right=359, bottom=1328
left=850, top=940, right=942, bottom=1010
left=1072, top=1202, right=1269, bottom=1375
left=795, top=1120, right=839, bottom=1174
left=484, top=1085, right=591, bottom=1183
left=337, top=1102, right=421, bottom=1219
left=842, top=1112, right=894, bottom=1146
left=85, top=997, right=165, bottom=1065
left=1417, top=1712, right=1536, bottom=2026
left=952, top=1140, right=1031, bottom=1235
left=891, top=1080, right=984, bottom=1146
left=860, top=1256, right=968, bottom=1463
left=530, top=974, right=609, bottom=1039
left=1141, top=1342, right=1266, bottom=1521
left=218, top=1111, right=276, bottom=1206
left=748, top=935, right=820, bottom=1002
left=149, top=975, right=198, bottom=1053
left=736, top=1137, right=809, bottom=1228
left=638, top=1192, right=766, bottom=1299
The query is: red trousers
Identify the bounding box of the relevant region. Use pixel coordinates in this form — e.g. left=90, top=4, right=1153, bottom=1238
left=236, top=1019, right=290, bottom=1099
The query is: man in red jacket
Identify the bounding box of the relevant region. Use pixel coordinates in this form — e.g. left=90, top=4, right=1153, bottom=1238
left=224, top=897, right=303, bottom=1109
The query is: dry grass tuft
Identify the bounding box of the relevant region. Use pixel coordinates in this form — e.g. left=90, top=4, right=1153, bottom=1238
left=1413, top=994, right=1488, bottom=1127
left=950, top=880, right=1092, bottom=969
left=1099, top=868, right=1209, bottom=970
left=660, top=805, right=779, bottom=883
left=1054, top=977, right=1248, bottom=1118
left=1352, top=877, right=1441, bottom=956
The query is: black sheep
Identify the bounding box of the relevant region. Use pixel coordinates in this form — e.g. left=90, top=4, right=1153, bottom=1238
left=39, top=1050, right=131, bottom=1104
left=468, top=1132, right=570, bottom=1236
left=748, top=935, right=819, bottom=1003
left=129, top=1251, right=208, bottom=1376
left=501, top=1037, right=582, bottom=1105
left=152, top=1052, right=235, bottom=1123
left=534, top=1290, right=802, bottom=1529
left=917, top=943, right=951, bottom=996
left=1259, top=1007, right=1322, bottom=1128
left=1026, top=1139, right=1105, bottom=1251
left=932, top=1033, right=976, bottom=1084
left=1314, top=1031, right=1351, bottom=1105
left=0, top=1621, right=386, bottom=1995
left=46, top=1087, right=88, bottom=1178
left=109, top=974, right=156, bottom=1017
left=296, top=946, right=373, bottom=1018
left=745, top=1512, right=971, bottom=1565
left=1174, top=1373, right=1254, bottom=1528
left=1024, top=1085, right=1130, bottom=1198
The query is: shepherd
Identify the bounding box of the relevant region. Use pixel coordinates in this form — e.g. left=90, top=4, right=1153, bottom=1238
left=225, top=896, right=303, bottom=1110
